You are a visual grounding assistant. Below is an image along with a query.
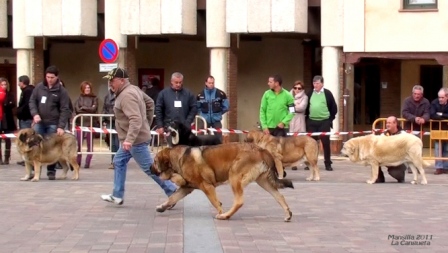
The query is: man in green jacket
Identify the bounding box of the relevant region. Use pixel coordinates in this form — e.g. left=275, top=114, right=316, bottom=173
left=259, top=74, right=294, bottom=137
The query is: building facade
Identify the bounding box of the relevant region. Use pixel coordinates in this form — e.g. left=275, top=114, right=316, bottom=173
left=0, top=0, right=447, bottom=150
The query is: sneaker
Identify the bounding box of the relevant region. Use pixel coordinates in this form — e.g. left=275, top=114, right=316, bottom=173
left=101, top=194, right=123, bottom=205
left=108, top=163, right=114, bottom=170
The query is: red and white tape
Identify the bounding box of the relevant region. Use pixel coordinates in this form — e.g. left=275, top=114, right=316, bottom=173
left=3, top=127, right=434, bottom=139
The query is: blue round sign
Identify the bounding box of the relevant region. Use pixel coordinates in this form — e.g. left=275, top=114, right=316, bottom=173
left=99, top=39, right=119, bottom=63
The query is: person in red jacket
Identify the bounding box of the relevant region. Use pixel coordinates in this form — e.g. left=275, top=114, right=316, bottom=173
left=0, top=78, right=7, bottom=127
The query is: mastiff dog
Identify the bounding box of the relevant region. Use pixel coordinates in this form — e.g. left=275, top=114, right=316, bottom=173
left=151, top=142, right=294, bottom=222
left=341, top=133, right=429, bottom=185
left=16, top=128, right=80, bottom=182
left=245, top=130, right=320, bottom=181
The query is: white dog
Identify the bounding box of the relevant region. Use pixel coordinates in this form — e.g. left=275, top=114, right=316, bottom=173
left=341, top=133, right=429, bottom=185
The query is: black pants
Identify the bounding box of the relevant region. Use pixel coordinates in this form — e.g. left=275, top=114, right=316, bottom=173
left=306, top=119, right=332, bottom=166
left=377, top=164, right=406, bottom=183
left=268, top=127, right=288, bottom=137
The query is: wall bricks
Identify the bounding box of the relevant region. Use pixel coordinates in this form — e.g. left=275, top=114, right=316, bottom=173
left=33, top=37, right=44, bottom=85
left=126, top=36, right=138, bottom=86
left=226, top=34, right=238, bottom=142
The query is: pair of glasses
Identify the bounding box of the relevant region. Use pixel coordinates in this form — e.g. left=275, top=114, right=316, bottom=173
left=293, top=87, right=302, bottom=90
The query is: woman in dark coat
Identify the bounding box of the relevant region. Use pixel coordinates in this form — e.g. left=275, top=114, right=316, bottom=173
left=0, top=80, right=17, bottom=165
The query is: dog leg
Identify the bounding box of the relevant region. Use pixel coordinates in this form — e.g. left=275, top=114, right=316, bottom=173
left=69, top=157, right=80, bottom=180
left=156, top=187, right=194, bottom=212
left=256, top=177, right=292, bottom=222
left=216, top=178, right=245, bottom=220
left=20, top=162, right=32, bottom=181
left=58, top=160, right=68, bottom=180
left=367, top=164, right=380, bottom=184
left=307, top=161, right=320, bottom=181
left=199, top=184, right=224, bottom=216
left=274, top=158, right=285, bottom=179
left=31, top=162, right=42, bottom=182
left=408, top=164, right=427, bottom=185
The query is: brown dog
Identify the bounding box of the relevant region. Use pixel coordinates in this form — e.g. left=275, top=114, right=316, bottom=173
left=16, top=128, right=80, bottom=182
left=245, top=130, right=320, bottom=181
left=151, top=143, right=294, bottom=222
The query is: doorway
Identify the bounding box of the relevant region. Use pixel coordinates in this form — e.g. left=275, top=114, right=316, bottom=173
left=420, top=65, right=443, bottom=103
left=354, top=63, right=381, bottom=130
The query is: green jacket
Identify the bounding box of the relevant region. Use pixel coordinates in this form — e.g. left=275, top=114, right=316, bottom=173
left=259, top=88, right=294, bottom=129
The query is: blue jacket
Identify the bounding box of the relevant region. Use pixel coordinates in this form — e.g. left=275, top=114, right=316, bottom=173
left=197, top=87, right=229, bottom=124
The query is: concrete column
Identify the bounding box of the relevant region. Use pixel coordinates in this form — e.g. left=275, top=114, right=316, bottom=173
left=105, top=0, right=127, bottom=68
left=13, top=0, right=35, bottom=102
left=0, top=0, right=6, bottom=38
left=207, top=0, right=231, bottom=129
left=210, top=49, right=229, bottom=128
left=322, top=46, right=341, bottom=140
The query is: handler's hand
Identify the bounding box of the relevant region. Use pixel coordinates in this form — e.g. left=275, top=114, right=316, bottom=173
left=263, top=129, right=270, bottom=135
left=156, top=127, right=164, bottom=134
left=33, top=115, right=41, bottom=124
left=56, top=128, right=65, bottom=136
left=122, top=141, right=132, bottom=151
left=277, top=122, right=285, bottom=128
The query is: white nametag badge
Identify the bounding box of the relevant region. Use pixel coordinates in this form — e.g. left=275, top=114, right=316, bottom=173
left=174, top=100, right=182, bottom=108
left=289, top=106, right=295, bottom=113
left=41, top=96, right=47, bottom=104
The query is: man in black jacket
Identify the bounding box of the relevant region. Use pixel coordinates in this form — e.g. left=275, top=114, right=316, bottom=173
left=155, top=72, right=197, bottom=145
left=305, top=75, right=338, bottom=171
left=16, top=75, right=34, bottom=166
left=29, top=66, right=71, bottom=180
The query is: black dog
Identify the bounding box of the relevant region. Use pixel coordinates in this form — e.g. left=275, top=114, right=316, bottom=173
left=166, top=121, right=222, bottom=146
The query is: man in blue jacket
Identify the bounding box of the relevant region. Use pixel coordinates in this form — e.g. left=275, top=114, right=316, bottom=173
left=197, top=76, right=229, bottom=140
left=155, top=72, right=197, bottom=144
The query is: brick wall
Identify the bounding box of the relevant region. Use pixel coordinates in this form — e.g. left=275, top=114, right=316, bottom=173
left=338, top=49, right=344, bottom=132
left=227, top=34, right=238, bottom=142
left=33, top=37, right=44, bottom=85
left=126, top=36, right=138, bottom=85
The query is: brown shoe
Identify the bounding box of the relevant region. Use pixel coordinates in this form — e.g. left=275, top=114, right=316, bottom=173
left=434, top=169, right=444, bottom=175
left=108, top=163, right=114, bottom=170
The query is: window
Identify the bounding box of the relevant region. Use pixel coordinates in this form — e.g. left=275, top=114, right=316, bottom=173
left=403, top=0, right=437, bottom=9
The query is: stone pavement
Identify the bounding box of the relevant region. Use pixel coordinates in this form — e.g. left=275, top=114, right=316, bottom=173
left=0, top=145, right=447, bottom=253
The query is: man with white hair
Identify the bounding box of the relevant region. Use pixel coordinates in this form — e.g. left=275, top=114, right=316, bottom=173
left=429, top=87, right=448, bottom=175
left=100, top=67, right=177, bottom=206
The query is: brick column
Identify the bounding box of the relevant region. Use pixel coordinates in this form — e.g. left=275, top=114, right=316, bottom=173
left=126, top=36, right=138, bottom=85
left=32, top=37, right=45, bottom=85
left=227, top=34, right=238, bottom=142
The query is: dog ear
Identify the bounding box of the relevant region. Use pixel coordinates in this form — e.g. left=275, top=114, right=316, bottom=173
left=19, top=132, right=28, bottom=143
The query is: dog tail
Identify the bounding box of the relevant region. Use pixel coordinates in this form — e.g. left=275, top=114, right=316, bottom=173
left=423, top=160, right=432, bottom=168
left=260, top=149, right=294, bottom=189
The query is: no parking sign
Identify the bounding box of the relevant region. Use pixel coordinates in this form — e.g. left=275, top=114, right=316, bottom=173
left=98, top=39, right=119, bottom=72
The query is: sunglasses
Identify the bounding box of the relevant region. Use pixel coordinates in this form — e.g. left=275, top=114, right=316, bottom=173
left=293, top=86, right=303, bottom=90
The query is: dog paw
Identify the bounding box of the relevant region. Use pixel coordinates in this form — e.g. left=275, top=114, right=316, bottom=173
left=156, top=204, right=167, bottom=213
left=421, top=180, right=428, bottom=185
left=30, top=178, right=39, bottom=182
left=313, top=177, right=320, bottom=181
left=58, top=176, right=67, bottom=180
left=215, top=213, right=230, bottom=220
left=306, top=177, right=312, bottom=181
left=411, top=180, right=417, bottom=185
left=366, top=180, right=375, bottom=184
left=284, top=210, right=292, bottom=222
left=20, top=176, right=30, bottom=181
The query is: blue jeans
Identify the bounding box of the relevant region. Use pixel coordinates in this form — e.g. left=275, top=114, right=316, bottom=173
left=434, top=141, right=448, bottom=169
left=33, top=123, right=58, bottom=175
left=19, top=120, right=33, bottom=129
left=112, top=142, right=177, bottom=199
